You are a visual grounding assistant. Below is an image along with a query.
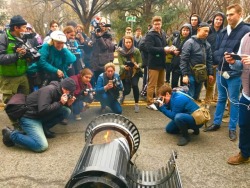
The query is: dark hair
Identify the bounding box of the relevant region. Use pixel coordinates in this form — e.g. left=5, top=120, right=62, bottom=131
left=9, top=25, right=22, bottom=32
left=50, top=20, right=59, bottom=28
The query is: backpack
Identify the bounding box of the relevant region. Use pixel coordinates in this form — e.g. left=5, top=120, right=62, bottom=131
left=5, top=93, right=28, bottom=121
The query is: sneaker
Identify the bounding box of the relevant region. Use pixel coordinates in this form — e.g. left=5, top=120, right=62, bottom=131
left=75, top=114, right=82, bottom=121
left=60, top=119, right=68, bottom=125
left=119, top=95, right=125, bottom=104
left=229, top=130, right=237, bottom=141
left=134, top=104, right=139, bottom=113
left=177, top=136, right=190, bottom=146
left=146, top=103, right=158, bottom=111
left=227, top=152, right=250, bottom=165
left=2, top=127, right=15, bottom=147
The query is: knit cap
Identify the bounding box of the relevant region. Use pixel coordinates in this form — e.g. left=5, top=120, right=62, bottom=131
left=9, top=15, right=27, bottom=27
left=61, top=78, right=76, bottom=93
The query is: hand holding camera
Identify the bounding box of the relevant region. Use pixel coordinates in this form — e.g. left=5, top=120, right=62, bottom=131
left=61, top=94, right=68, bottom=105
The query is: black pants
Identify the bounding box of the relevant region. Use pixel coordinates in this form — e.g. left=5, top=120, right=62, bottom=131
left=171, top=71, right=183, bottom=89
left=122, top=75, right=140, bottom=103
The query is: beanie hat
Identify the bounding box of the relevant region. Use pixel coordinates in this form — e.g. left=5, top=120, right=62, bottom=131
left=9, top=15, right=27, bottom=27
left=61, top=78, right=76, bottom=93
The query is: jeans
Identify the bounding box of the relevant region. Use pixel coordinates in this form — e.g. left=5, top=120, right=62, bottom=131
left=238, top=95, right=250, bottom=158
left=10, top=106, right=71, bottom=152
left=122, top=75, right=140, bottom=103
left=166, top=113, right=203, bottom=133
left=97, top=92, right=122, bottom=114
left=72, top=98, right=84, bottom=115
left=213, top=72, right=241, bottom=130
left=188, top=75, right=203, bottom=100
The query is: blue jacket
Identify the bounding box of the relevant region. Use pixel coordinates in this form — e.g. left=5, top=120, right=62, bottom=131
left=158, top=92, right=199, bottom=120
left=95, top=72, right=123, bottom=99
left=214, top=21, right=250, bottom=73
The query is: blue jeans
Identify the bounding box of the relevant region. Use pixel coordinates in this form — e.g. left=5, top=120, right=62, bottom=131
left=97, top=92, right=122, bottom=114
left=10, top=106, right=71, bottom=152
left=72, top=98, right=84, bottom=115
left=238, top=95, right=250, bottom=158
left=166, top=113, right=203, bottom=133
left=188, top=75, right=203, bottom=100
left=213, top=72, right=241, bottom=130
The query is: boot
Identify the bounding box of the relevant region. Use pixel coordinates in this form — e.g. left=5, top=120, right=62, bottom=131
left=177, top=124, right=190, bottom=146
left=43, top=127, right=55, bottom=138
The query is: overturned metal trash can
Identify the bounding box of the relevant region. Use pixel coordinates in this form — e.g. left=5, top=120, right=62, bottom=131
left=66, top=113, right=182, bottom=188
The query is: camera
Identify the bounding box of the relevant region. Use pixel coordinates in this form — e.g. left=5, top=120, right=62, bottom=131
left=66, top=39, right=84, bottom=58
left=125, top=61, right=134, bottom=67
left=112, top=78, right=122, bottom=87
left=92, top=22, right=111, bottom=33
left=67, top=93, right=74, bottom=100
left=14, top=32, right=41, bottom=62
left=153, top=97, right=163, bottom=107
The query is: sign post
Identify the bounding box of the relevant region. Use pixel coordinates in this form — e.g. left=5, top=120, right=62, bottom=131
left=125, top=16, right=136, bottom=31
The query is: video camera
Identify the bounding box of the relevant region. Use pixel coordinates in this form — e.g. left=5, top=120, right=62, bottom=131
left=92, top=22, right=111, bottom=33
left=66, top=39, right=84, bottom=58
left=14, top=32, right=41, bottom=62
left=82, top=88, right=95, bottom=100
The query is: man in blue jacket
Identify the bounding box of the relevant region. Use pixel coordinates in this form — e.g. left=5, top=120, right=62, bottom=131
left=204, top=4, right=250, bottom=141
left=157, top=84, right=203, bottom=146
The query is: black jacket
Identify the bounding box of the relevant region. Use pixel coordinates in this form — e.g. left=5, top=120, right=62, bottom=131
left=214, top=21, right=250, bottom=73
left=23, top=81, right=65, bottom=119
left=145, top=29, right=167, bottom=70
left=180, top=36, right=213, bottom=76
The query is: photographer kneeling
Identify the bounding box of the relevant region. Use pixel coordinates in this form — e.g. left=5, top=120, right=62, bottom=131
left=95, top=63, right=123, bottom=114
left=157, top=84, right=203, bottom=146
left=70, top=68, right=94, bottom=120
left=2, top=78, right=76, bottom=152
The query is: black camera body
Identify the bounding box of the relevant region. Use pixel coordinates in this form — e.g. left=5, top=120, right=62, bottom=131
left=14, top=33, right=41, bottom=62
left=112, top=78, right=122, bottom=87
left=153, top=97, right=163, bottom=107
left=67, top=93, right=74, bottom=100
left=66, top=39, right=84, bottom=58
left=125, top=61, right=134, bottom=67
left=94, top=23, right=111, bottom=33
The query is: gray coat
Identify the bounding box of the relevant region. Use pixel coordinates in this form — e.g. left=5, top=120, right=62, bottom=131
left=180, top=36, right=213, bottom=76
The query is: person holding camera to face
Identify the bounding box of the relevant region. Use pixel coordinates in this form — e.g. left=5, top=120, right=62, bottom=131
left=0, top=15, right=30, bottom=104
left=156, top=84, right=204, bottom=146
left=117, top=35, right=143, bottom=113
left=1, top=78, right=76, bottom=152
left=89, top=17, right=115, bottom=87
left=70, top=68, right=94, bottom=120
left=95, top=63, right=123, bottom=114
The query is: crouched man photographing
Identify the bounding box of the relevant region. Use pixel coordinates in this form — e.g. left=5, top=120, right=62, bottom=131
left=2, top=78, right=76, bottom=152
left=156, top=84, right=204, bottom=146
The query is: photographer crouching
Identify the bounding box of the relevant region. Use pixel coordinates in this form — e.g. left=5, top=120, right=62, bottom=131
left=2, top=78, right=76, bottom=152
left=95, top=63, right=123, bottom=114
left=70, top=68, right=94, bottom=120
left=156, top=84, right=204, bottom=146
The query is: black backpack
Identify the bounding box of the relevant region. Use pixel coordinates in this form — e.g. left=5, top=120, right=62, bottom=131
left=5, top=93, right=28, bottom=121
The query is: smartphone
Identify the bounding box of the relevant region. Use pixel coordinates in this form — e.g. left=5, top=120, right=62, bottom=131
left=227, top=53, right=242, bottom=60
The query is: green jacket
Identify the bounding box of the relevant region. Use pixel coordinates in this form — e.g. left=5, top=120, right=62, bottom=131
left=0, top=30, right=28, bottom=76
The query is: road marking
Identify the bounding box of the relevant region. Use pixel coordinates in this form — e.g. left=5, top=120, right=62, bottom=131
left=89, top=101, right=147, bottom=107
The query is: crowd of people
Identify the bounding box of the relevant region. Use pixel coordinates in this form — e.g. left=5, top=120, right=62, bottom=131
left=0, top=3, right=250, bottom=165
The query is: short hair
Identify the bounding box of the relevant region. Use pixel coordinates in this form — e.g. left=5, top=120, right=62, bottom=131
left=135, top=27, right=142, bottom=31
left=191, top=13, right=199, bottom=19
left=49, top=20, right=59, bottom=28
left=151, top=16, right=162, bottom=24
left=227, top=3, right=243, bottom=14
left=9, top=25, right=21, bottom=32
left=63, top=26, right=75, bottom=34
left=123, top=35, right=134, bottom=45
left=158, top=84, right=172, bottom=96
left=80, top=68, right=93, bottom=77
left=104, top=62, right=115, bottom=71
left=126, top=27, right=132, bottom=31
